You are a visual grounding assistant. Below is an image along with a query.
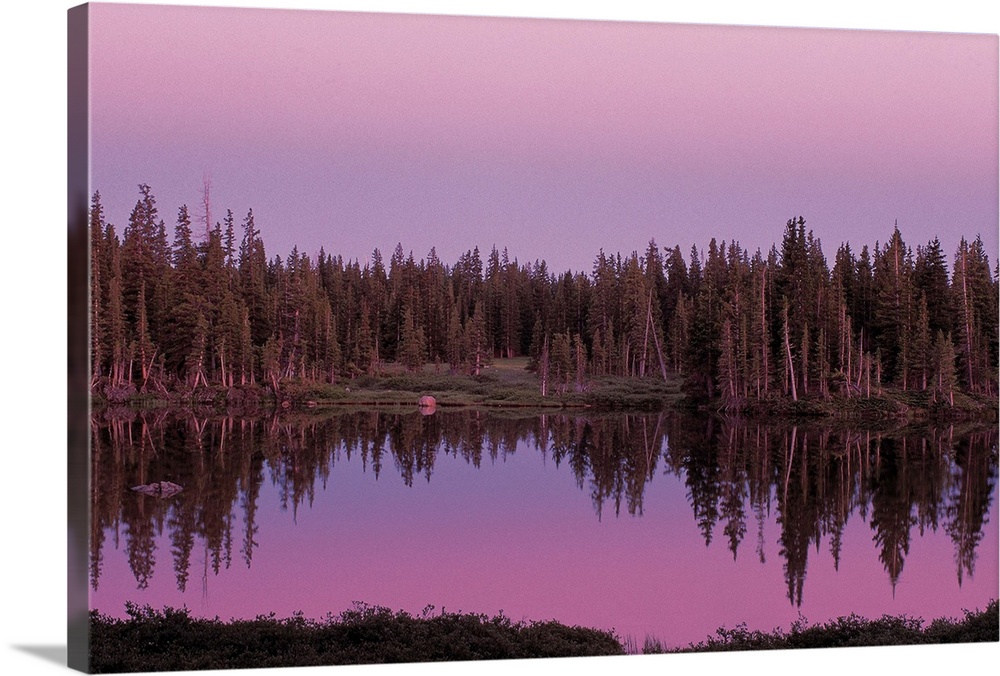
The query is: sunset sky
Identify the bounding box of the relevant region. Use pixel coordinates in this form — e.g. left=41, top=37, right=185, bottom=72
left=88, top=2, right=997, bottom=273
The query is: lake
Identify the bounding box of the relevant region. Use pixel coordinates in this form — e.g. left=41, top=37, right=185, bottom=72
left=88, top=407, right=998, bottom=649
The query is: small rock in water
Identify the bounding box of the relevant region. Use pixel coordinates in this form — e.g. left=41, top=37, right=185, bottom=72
left=418, top=395, right=437, bottom=415
left=131, top=481, right=184, bottom=498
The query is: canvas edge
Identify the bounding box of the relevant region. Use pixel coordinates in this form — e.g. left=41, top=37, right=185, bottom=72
left=58, top=5, right=1000, bottom=676
left=68, top=3, right=91, bottom=673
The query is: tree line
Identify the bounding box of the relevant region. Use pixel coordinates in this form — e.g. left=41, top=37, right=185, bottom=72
left=89, top=185, right=999, bottom=405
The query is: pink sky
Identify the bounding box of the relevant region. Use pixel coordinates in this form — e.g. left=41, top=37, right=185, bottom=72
left=88, top=3, right=997, bottom=272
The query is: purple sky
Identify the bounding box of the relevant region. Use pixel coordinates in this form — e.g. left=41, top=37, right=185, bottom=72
left=88, top=2, right=998, bottom=274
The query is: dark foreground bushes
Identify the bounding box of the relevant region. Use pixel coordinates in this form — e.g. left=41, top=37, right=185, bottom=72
left=89, top=602, right=625, bottom=673
left=644, top=599, right=998, bottom=653
left=89, top=600, right=998, bottom=672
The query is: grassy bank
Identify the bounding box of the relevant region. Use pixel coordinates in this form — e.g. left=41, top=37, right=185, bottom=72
left=283, top=371, right=687, bottom=411
left=92, top=358, right=996, bottom=421
left=89, top=600, right=997, bottom=671
left=93, top=358, right=689, bottom=412
left=713, top=387, right=998, bottom=422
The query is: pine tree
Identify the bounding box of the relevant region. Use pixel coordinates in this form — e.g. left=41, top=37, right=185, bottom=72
left=853, top=244, right=875, bottom=345
left=782, top=298, right=797, bottom=401
left=590, top=326, right=607, bottom=376
left=238, top=208, right=270, bottom=350
left=967, top=237, right=998, bottom=394
left=573, top=333, right=587, bottom=392
left=499, top=248, right=522, bottom=359
left=749, top=253, right=771, bottom=396
left=135, top=280, right=156, bottom=391
left=106, top=244, right=127, bottom=387
left=932, top=331, right=957, bottom=405
left=717, top=317, right=738, bottom=405
left=621, top=253, right=649, bottom=377
left=666, top=292, right=691, bottom=373
left=172, top=204, right=196, bottom=269
left=446, top=306, right=465, bottom=373
left=262, top=334, right=282, bottom=391
left=663, top=245, right=689, bottom=330
left=399, top=306, right=427, bottom=372
left=465, top=303, right=488, bottom=376
left=90, top=192, right=107, bottom=385
left=872, top=224, right=913, bottom=387
left=588, top=251, right=619, bottom=374
left=550, top=332, right=573, bottom=392
left=914, top=237, right=952, bottom=338
left=953, top=238, right=978, bottom=391
left=121, top=185, right=167, bottom=340
left=686, top=239, right=723, bottom=399
left=222, top=209, right=236, bottom=269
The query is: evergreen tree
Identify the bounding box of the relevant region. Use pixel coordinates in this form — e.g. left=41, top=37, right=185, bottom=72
left=399, top=306, right=427, bottom=372
left=446, top=306, right=465, bottom=373
left=854, top=244, right=876, bottom=348
left=872, top=225, right=914, bottom=387
left=172, top=205, right=196, bottom=269
left=105, top=240, right=127, bottom=387
left=90, top=192, right=107, bottom=383
left=686, top=239, right=724, bottom=398
left=222, top=209, right=237, bottom=269
left=573, top=333, right=587, bottom=392
left=550, top=332, right=573, bottom=391
left=663, top=244, right=689, bottom=328
left=135, top=280, right=155, bottom=390
left=465, top=303, right=489, bottom=376
left=914, top=237, right=952, bottom=338
left=932, top=330, right=957, bottom=405
left=910, top=294, right=933, bottom=391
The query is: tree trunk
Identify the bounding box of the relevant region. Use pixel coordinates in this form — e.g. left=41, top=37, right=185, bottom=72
left=540, top=334, right=549, bottom=397
left=783, top=304, right=798, bottom=402
left=650, top=305, right=669, bottom=382
left=760, top=268, right=769, bottom=395
left=959, top=244, right=975, bottom=390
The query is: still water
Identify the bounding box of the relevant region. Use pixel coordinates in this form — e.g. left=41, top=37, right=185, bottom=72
left=89, top=408, right=998, bottom=648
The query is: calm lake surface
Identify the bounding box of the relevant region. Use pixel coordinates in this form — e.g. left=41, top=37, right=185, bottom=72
left=89, top=408, right=999, bottom=648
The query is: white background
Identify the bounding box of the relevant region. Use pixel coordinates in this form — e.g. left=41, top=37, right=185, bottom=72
left=1, top=1, right=997, bottom=675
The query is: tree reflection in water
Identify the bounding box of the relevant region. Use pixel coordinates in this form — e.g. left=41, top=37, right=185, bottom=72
left=90, top=407, right=997, bottom=608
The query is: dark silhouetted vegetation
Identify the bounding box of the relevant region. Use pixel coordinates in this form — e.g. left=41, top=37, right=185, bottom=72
left=89, top=599, right=997, bottom=671
left=88, top=603, right=625, bottom=672
left=639, top=598, right=998, bottom=653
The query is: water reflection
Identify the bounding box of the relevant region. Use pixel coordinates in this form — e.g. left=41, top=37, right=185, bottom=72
left=90, top=407, right=997, bottom=612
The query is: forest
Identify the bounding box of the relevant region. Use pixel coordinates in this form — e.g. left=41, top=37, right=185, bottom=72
left=88, top=185, right=999, bottom=410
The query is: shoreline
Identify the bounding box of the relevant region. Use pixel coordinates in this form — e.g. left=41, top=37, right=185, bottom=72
left=91, top=364, right=998, bottom=424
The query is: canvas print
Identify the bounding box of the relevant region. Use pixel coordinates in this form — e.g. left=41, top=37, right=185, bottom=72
left=68, top=2, right=999, bottom=673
